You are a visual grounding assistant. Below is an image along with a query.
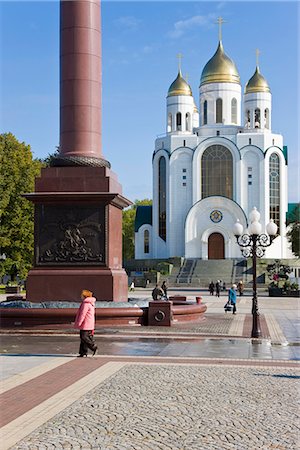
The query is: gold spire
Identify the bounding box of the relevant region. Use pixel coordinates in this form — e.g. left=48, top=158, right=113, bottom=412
left=245, top=50, right=271, bottom=94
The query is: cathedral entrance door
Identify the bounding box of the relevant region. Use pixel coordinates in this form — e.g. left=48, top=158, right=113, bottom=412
left=208, top=233, right=225, bottom=259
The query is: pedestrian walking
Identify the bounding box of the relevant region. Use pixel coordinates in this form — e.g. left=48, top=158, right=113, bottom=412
left=74, top=289, right=98, bottom=357
left=129, top=281, right=135, bottom=292
left=209, top=281, right=215, bottom=296
left=223, top=281, right=226, bottom=291
left=228, top=284, right=237, bottom=314
left=215, top=280, right=221, bottom=297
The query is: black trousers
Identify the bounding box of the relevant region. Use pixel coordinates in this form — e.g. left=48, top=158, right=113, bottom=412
left=79, top=330, right=97, bottom=356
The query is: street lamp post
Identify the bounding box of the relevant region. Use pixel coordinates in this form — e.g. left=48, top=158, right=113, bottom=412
left=233, top=208, right=278, bottom=338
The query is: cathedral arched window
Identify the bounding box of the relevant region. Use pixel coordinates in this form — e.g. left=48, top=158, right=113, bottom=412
left=176, top=112, right=182, bottom=131
left=269, top=153, right=280, bottom=234
left=264, top=108, right=269, bottom=129
left=231, top=98, right=237, bottom=124
left=203, top=100, right=208, bottom=125
left=201, top=145, right=233, bottom=199
left=245, top=110, right=250, bottom=128
left=185, top=113, right=191, bottom=131
left=216, top=98, right=223, bottom=123
left=255, top=108, right=260, bottom=128
left=167, top=113, right=172, bottom=132
left=158, top=156, right=167, bottom=241
left=144, top=230, right=150, bottom=254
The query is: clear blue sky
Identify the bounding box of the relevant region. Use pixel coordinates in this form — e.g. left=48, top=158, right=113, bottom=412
left=1, top=1, right=299, bottom=202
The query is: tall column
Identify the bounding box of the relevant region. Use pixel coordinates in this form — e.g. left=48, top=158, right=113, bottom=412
left=25, top=0, right=131, bottom=303
left=55, top=0, right=109, bottom=167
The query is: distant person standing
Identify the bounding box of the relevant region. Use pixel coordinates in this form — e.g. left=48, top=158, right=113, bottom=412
left=223, top=281, right=226, bottom=291
left=74, top=289, right=98, bottom=357
left=215, top=280, right=221, bottom=297
left=161, top=281, right=168, bottom=299
left=228, top=284, right=237, bottom=314
left=129, top=281, right=135, bottom=292
left=209, top=281, right=215, bottom=296
left=237, top=280, right=244, bottom=296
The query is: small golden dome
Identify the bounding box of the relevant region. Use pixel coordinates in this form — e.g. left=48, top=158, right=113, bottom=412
left=200, top=41, right=240, bottom=86
left=245, top=66, right=271, bottom=94
left=167, top=70, right=193, bottom=97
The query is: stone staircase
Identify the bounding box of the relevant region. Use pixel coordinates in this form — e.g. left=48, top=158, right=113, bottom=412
left=176, top=259, right=197, bottom=284
left=168, top=258, right=248, bottom=287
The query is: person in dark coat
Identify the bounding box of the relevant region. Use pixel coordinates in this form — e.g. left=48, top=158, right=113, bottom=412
left=209, top=281, right=215, bottom=295
left=215, top=280, right=221, bottom=297
left=161, top=281, right=168, bottom=299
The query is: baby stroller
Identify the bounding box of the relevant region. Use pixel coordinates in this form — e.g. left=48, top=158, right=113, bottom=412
left=224, top=301, right=233, bottom=312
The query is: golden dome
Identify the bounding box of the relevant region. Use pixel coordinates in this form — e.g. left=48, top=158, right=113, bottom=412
left=200, top=41, right=240, bottom=86
left=167, top=70, right=193, bottom=97
left=245, top=66, right=271, bottom=94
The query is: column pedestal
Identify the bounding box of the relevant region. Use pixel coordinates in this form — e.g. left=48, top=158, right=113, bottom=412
left=25, top=166, right=131, bottom=302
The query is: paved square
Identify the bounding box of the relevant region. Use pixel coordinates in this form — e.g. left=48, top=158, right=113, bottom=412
left=11, top=363, right=299, bottom=450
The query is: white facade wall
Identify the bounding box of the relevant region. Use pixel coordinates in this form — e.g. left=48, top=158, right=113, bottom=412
left=135, top=225, right=152, bottom=259
left=167, top=95, right=195, bottom=134
left=244, top=92, right=272, bottom=130
left=236, top=132, right=283, bottom=150
left=240, top=147, right=264, bottom=217
left=199, top=82, right=242, bottom=126
left=169, top=149, right=193, bottom=256
left=185, top=197, right=248, bottom=259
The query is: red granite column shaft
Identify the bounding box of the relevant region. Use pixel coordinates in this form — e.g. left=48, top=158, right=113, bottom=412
left=60, top=0, right=102, bottom=159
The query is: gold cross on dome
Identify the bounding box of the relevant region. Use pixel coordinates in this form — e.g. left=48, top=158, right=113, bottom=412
left=256, top=48, right=261, bottom=66
left=215, top=16, right=226, bottom=41
left=176, top=52, right=183, bottom=71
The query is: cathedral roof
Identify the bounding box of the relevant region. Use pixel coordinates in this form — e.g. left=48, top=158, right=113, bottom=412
left=167, top=70, right=193, bottom=97
left=200, top=40, right=240, bottom=86
left=135, top=205, right=152, bottom=232
left=245, top=66, right=271, bottom=94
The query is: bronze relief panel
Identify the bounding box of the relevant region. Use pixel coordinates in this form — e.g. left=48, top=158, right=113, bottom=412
left=36, top=205, right=106, bottom=265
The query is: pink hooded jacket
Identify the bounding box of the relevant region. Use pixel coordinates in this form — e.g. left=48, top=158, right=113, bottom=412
left=74, top=297, right=96, bottom=330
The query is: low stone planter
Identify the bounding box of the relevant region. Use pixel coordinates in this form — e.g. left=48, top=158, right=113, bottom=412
left=268, top=287, right=282, bottom=296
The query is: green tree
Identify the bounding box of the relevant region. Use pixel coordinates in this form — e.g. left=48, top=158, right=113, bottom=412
left=122, top=198, right=152, bottom=261
left=286, top=203, right=300, bottom=257
left=0, top=133, right=43, bottom=280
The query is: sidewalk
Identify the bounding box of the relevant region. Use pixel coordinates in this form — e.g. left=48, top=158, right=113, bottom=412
left=0, top=292, right=299, bottom=449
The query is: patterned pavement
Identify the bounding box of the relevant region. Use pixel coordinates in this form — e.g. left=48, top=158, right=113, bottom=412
left=1, top=356, right=299, bottom=450
left=1, top=293, right=299, bottom=449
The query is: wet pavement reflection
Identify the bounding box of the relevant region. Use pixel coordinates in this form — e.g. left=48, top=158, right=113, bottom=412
left=1, top=334, right=299, bottom=360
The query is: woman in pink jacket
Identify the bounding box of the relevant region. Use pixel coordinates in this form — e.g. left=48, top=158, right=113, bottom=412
left=74, top=289, right=98, bottom=357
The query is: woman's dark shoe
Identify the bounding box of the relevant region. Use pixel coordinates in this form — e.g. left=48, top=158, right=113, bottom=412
left=77, top=354, right=88, bottom=357
left=92, top=346, right=98, bottom=356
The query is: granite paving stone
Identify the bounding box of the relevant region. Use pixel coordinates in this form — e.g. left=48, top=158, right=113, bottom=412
left=12, top=364, right=299, bottom=450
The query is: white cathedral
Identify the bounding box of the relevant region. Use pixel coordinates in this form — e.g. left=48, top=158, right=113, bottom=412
left=135, top=33, right=293, bottom=261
